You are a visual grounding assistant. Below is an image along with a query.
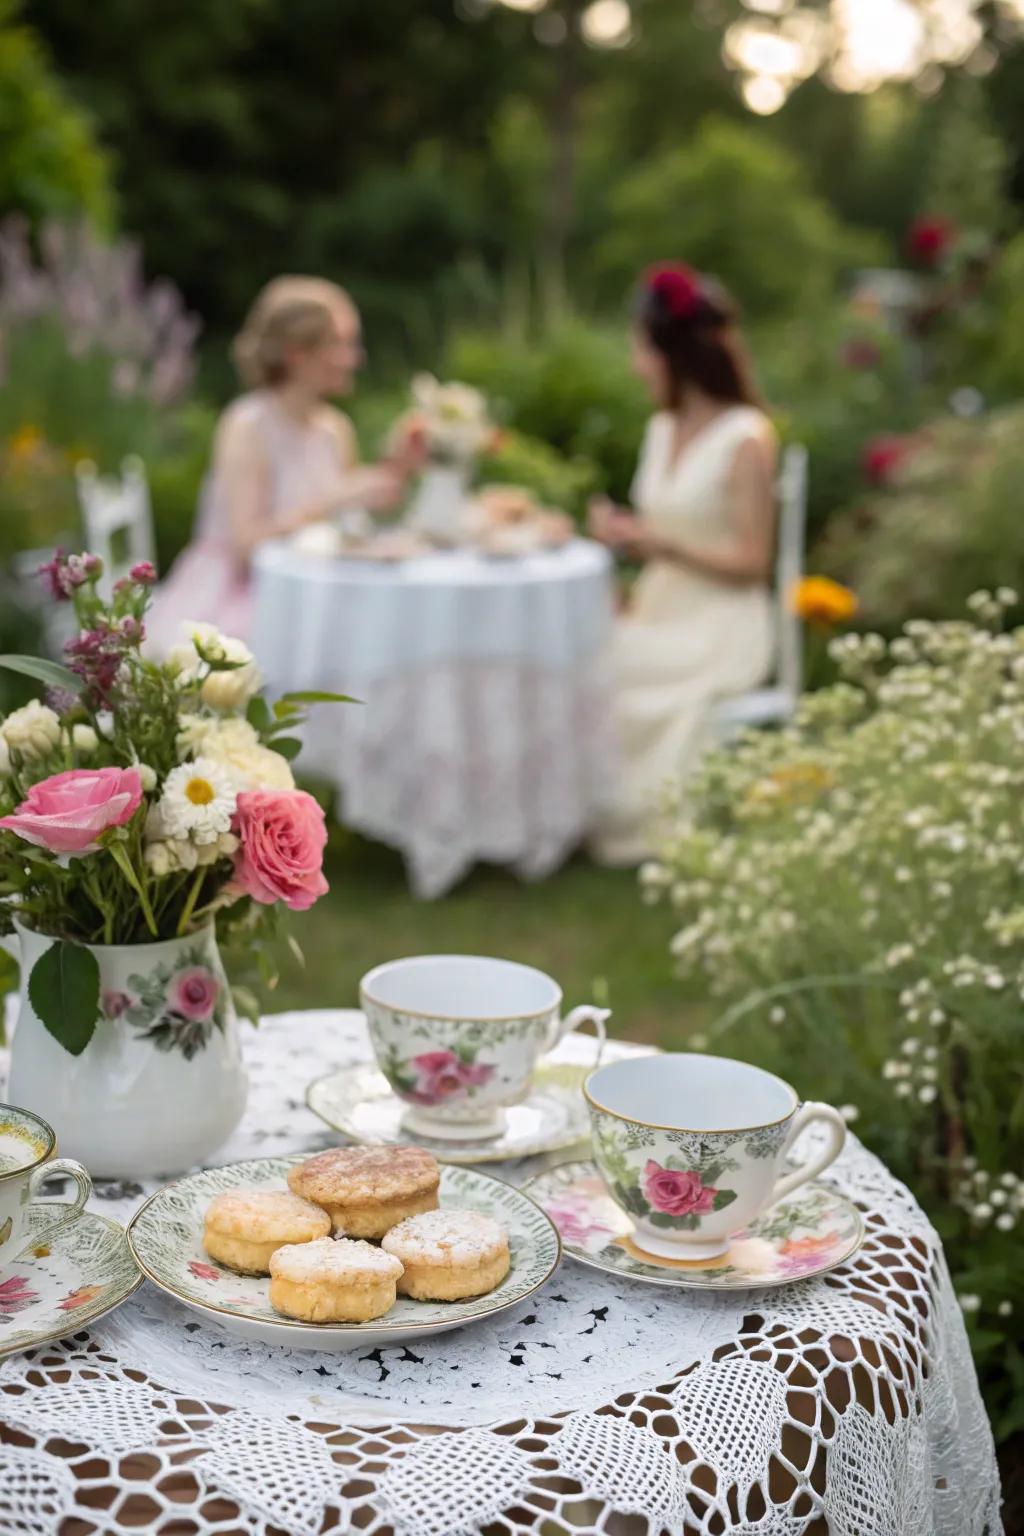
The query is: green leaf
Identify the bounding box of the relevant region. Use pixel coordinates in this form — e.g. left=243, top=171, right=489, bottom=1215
left=270, top=737, right=302, bottom=761
left=246, top=695, right=273, bottom=734
left=28, top=942, right=100, bottom=1057
left=713, top=1189, right=738, bottom=1212
left=285, top=932, right=305, bottom=969
left=231, top=985, right=261, bottom=1024
left=272, top=699, right=302, bottom=721
left=0, top=655, right=82, bottom=693
left=280, top=690, right=360, bottom=706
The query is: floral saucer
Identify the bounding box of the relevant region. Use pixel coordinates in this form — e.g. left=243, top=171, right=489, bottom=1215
left=306, top=1060, right=596, bottom=1165
left=0, top=1204, right=142, bottom=1357
left=127, top=1156, right=561, bottom=1350
left=524, top=1160, right=864, bottom=1290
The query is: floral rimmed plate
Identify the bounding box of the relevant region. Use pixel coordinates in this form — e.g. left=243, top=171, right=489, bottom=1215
left=524, top=1160, right=864, bottom=1290
left=307, top=1060, right=597, bottom=1165
left=0, top=1204, right=142, bottom=1357
left=127, top=1156, right=561, bottom=1350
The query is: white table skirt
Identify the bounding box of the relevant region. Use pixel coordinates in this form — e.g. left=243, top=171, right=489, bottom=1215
left=0, top=1010, right=1003, bottom=1536
left=252, top=540, right=618, bottom=897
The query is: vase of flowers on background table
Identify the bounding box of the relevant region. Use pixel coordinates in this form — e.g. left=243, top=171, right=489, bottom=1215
left=0, top=551, right=346, bottom=1177
left=404, top=374, right=497, bottom=541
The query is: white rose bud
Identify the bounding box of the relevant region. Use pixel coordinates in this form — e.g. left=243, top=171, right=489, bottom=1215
left=217, top=831, right=240, bottom=857
left=145, top=841, right=175, bottom=878
left=1, top=700, right=62, bottom=760
left=200, top=639, right=262, bottom=712
left=137, top=763, right=157, bottom=793
left=95, top=710, right=115, bottom=739
left=72, top=724, right=98, bottom=753
left=170, top=838, right=199, bottom=871
left=195, top=839, right=222, bottom=866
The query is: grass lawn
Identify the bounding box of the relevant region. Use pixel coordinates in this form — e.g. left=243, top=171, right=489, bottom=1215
left=270, top=832, right=704, bottom=1051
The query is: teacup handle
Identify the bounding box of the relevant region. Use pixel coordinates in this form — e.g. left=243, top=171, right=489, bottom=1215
left=773, top=1101, right=846, bottom=1204
left=549, top=1005, right=609, bottom=1068
left=20, top=1158, right=92, bottom=1257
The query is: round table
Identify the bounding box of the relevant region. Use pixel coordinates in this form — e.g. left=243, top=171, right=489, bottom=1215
left=252, top=539, right=617, bottom=898
left=0, top=1011, right=1001, bottom=1536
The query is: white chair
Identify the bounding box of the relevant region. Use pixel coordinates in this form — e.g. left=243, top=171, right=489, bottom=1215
left=709, top=442, right=807, bottom=744
left=76, top=456, right=155, bottom=599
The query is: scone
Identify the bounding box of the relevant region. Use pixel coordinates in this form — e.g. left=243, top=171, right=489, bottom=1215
left=381, top=1209, right=510, bottom=1301
left=203, top=1189, right=331, bottom=1275
left=269, top=1237, right=404, bottom=1322
left=287, top=1146, right=440, bottom=1239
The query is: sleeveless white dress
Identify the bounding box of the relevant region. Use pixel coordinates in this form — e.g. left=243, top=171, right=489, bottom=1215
left=147, top=391, right=353, bottom=653
left=592, top=405, right=775, bottom=864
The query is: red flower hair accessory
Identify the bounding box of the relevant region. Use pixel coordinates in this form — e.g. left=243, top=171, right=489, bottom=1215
left=646, top=262, right=703, bottom=320
left=906, top=215, right=956, bottom=269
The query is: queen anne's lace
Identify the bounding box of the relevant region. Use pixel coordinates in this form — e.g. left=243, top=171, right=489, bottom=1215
left=0, top=1010, right=1002, bottom=1535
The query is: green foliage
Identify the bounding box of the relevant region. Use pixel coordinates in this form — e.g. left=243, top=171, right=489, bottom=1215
left=0, top=3, right=112, bottom=229
left=478, top=428, right=597, bottom=520
left=596, top=119, right=883, bottom=320
left=450, top=321, right=648, bottom=501
left=822, top=405, right=1024, bottom=629
left=648, top=604, right=1024, bottom=1444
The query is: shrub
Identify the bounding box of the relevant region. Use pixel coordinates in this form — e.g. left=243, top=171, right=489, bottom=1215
left=646, top=598, right=1024, bottom=1446
left=821, top=404, right=1024, bottom=630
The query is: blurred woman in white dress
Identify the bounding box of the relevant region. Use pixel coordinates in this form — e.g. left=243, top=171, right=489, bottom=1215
left=589, top=263, right=777, bottom=864
left=148, top=275, right=418, bottom=651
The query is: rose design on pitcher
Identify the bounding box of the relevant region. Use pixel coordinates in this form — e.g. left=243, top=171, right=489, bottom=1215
left=642, top=1161, right=719, bottom=1218
left=124, top=944, right=227, bottom=1060
left=171, top=968, right=221, bottom=1022
left=406, top=1049, right=495, bottom=1106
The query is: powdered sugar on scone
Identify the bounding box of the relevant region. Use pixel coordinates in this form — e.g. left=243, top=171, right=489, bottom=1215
left=270, top=1236, right=403, bottom=1283
left=382, top=1209, right=507, bottom=1266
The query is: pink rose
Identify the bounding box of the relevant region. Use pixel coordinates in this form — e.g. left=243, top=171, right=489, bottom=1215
left=408, top=1049, right=495, bottom=1105
left=0, top=766, right=142, bottom=855
left=102, top=990, right=132, bottom=1019
left=232, top=789, right=328, bottom=911
left=171, top=967, right=220, bottom=1021
left=642, top=1160, right=717, bottom=1217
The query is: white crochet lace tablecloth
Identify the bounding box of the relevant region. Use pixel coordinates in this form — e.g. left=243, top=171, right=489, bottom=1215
left=252, top=539, right=617, bottom=898
left=0, top=1009, right=1003, bottom=1536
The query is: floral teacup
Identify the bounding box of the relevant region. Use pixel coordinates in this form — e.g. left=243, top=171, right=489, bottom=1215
left=585, top=1054, right=846, bottom=1260
left=361, top=955, right=609, bottom=1140
left=0, top=1105, right=92, bottom=1280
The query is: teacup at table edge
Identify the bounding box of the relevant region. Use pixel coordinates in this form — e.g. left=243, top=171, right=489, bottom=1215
left=361, top=955, right=609, bottom=1140
left=0, top=1104, right=93, bottom=1278
left=584, top=1054, right=846, bottom=1261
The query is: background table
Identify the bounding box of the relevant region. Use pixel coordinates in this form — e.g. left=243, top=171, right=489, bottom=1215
left=252, top=539, right=617, bottom=898
left=0, top=1010, right=1002, bottom=1535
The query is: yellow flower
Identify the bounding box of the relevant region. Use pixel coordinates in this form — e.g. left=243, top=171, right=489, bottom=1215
left=745, top=761, right=834, bottom=810
left=790, top=576, right=858, bottom=626
left=8, top=424, right=43, bottom=462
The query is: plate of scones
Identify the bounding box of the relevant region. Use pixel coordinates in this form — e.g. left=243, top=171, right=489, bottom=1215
left=127, top=1146, right=561, bottom=1349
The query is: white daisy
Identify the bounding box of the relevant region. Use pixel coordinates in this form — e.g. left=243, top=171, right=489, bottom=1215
left=156, top=757, right=237, bottom=845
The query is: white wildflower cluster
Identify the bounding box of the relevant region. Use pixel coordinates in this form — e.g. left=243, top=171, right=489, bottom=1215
left=652, top=605, right=1024, bottom=1284
left=953, top=1165, right=1023, bottom=1235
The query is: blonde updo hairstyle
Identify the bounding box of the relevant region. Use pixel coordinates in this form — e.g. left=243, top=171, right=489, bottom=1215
left=232, top=275, right=353, bottom=388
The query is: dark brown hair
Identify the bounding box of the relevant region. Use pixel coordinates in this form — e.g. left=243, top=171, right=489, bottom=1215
left=635, top=266, right=762, bottom=410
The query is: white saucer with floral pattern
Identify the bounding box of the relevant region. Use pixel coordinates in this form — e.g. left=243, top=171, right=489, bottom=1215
left=524, top=1160, right=864, bottom=1290
left=127, top=1155, right=561, bottom=1350
left=306, top=1060, right=598, bottom=1165
left=0, top=1203, right=142, bottom=1357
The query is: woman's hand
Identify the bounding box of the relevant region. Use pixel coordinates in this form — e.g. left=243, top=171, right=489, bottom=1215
left=387, top=411, right=430, bottom=475
left=588, top=496, right=653, bottom=556
left=341, top=463, right=407, bottom=514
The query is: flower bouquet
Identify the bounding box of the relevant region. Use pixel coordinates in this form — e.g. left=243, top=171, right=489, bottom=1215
left=0, top=551, right=348, bottom=1174
left=402, top=376, right=498, bottom=542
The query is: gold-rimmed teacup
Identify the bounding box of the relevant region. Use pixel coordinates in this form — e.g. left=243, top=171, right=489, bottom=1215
left=362, top=955, right=609, bottom=1140
left=0, top=1104, right=92, bottom=1279
left=585, top=1054, right=846, bottom=1261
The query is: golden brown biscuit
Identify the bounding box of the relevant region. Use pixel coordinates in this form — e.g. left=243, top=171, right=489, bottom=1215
left=203, top=1189, right=331, bottom=1275
left=286, top=1146, right=440, bottom=1239
left=269, top=1237, right=404, bottom=1323
left=381, top=1209, right=510, bottom=1301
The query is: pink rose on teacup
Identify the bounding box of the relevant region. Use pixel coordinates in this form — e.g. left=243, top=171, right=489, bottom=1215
left=0, top=766, right=142, bottom=855
left=171, top=968, right=220, bottom=1021
left=408, top=1049, right=495, bottom=1105
left=232, top=789, right=329, bottom=911
left=642, top=1160, right=718, bottom=1217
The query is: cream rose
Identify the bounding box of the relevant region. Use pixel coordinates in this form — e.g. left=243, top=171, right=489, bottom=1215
left=178, top=716, right=294, bottom=791
left=167, top=625, right=262, bottom=712
left=1, top=700, right=62, bottom=761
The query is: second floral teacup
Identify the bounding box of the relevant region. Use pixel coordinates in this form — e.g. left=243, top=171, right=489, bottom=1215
left=0, top=1104, right=93, bottom=1281
left=361, top=955, right=609, bottom=1139
left=585, top=1053, right=846, bottom=1260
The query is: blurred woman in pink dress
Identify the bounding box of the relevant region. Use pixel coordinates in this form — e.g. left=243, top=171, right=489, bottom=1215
left=148, top=276, right=417, bottom=651
left=589, top=264, right=778, bottom=864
